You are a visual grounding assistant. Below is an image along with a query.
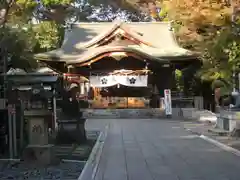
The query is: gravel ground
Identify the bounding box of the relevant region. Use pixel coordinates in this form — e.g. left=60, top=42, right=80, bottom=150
left=0, top=160, right=85, bottom=180
left=0, top=130, right=98, bottom=179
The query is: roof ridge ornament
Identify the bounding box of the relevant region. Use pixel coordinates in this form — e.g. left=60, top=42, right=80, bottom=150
left=113, top=19, right=123, bottom=27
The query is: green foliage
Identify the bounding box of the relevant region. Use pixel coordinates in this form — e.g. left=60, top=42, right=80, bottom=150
left=16, top=0, right=71, bottom=7
left=33, top=21, right=64, bottom=51
left=157, top=5, right=169, bottom=21
left=197, top=22, right=240, bottom=93
left=0, top=25, right=38, bottom=69
left=41, top=0, right=72, bottom=6
left=175, top=69, right=184, bottom=92
left=16, top=0, right=37, bottom=8
left=227, top=41, right=240, bottom=70
left=0, top=0, right=68, bottom=70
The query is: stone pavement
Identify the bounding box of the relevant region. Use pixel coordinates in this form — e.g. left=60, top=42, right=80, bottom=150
left=181, top=121, right=240, bottom=151
left=86, top=119, right=240, bottom=180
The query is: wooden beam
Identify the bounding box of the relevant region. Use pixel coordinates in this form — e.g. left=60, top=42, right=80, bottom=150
left=73, top=52, right=150, bottom=67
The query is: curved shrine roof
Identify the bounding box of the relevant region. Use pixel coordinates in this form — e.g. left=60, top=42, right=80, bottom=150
left=35, top=20, right=197, bottom=64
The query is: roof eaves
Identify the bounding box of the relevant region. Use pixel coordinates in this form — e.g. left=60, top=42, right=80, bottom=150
left=65, top=46, right=170, bottom=65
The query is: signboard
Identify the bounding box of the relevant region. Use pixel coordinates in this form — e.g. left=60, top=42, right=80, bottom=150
left=164, top=89, right=172, bottom=115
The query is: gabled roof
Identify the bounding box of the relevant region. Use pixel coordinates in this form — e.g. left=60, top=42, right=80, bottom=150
left=35, top=20, right=197, bottom=64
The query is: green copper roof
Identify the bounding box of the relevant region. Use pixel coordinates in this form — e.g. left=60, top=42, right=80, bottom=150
left=35, top=21, right=197, bottom=63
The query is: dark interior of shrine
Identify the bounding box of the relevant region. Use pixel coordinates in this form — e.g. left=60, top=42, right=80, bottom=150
left=73, top=56, right=158, bottom=76
left=99, top=85, right=151, bottom=97
left=42, top=53, right=201, bottom=98
left=75, top=56, right=163, bottom=98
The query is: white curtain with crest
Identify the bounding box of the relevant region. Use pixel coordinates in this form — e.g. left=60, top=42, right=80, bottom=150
left=89, top=75, right=118, bottom=87
left=115, top=75, right=148, bottom=87
left=90, top=75, right=148, bottom=87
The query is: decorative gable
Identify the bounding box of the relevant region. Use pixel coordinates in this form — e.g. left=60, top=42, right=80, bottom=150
left=86, top=27, right=155, bottom=48
left=96, top=31, right=141, bottom=47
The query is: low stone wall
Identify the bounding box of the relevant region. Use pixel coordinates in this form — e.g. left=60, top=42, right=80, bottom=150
left=172, top=108, right=217, bottom=122
left=182, top=108, right=197, bottom=119
left=217, top=111, right=240, bottom=132
left=82, top=108, right=216, bottom=120
left=172, top=108, right=182, bottom=118
left=172, top=108, right=196, bottom=119
left=82, top=108, right=165, bottom=119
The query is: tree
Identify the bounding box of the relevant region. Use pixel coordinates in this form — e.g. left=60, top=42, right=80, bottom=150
left=0, top=26, right=38, bottom=69
left=33, top=21, right=64, bottom=52
left=0, top=0, right=72, bottom=70
left=0, top=0, right=151, bottom=71
left=175, top=69, right=184, bottom=93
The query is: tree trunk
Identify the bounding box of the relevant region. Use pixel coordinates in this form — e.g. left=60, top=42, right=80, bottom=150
left=0, top=0, right=14, bottom=26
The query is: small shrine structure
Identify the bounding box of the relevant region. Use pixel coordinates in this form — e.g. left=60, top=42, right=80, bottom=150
left=35, top=20, right=199, bottom=108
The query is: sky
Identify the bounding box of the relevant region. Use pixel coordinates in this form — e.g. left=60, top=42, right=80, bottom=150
left=33, top=0, right=152, bottom=23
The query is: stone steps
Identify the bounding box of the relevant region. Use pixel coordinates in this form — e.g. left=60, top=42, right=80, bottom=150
left=82, top=108, right=165, bottom=119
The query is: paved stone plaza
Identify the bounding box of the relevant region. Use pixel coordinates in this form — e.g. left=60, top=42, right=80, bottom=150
left=86, top=119, right=240, bottom=180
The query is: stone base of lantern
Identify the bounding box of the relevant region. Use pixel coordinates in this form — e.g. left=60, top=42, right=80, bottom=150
left=23, top=144, right=59, bottom=165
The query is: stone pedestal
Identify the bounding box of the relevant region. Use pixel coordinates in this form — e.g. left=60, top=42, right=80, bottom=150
left=23, top=110, right=58, bottom=165
left=23, top=144, right=58, bottom=165
left=217, top=110, right=240, bottom=132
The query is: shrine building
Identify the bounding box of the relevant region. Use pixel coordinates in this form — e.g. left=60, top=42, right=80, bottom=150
left=34, top=20, right=200, bottom=108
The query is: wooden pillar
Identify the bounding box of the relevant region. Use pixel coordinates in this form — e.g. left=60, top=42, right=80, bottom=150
left=154, top=66, right=172, bottom=97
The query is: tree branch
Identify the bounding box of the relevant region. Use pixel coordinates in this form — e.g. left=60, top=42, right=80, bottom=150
left=0, top=0, right=14, bottom=26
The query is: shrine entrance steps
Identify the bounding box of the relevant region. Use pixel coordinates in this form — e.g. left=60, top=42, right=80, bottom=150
left=82, top=108, right=165, bottom=119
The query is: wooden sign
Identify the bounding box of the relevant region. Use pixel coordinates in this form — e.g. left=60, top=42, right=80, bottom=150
left=164, top=89, right=172, bottom=115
